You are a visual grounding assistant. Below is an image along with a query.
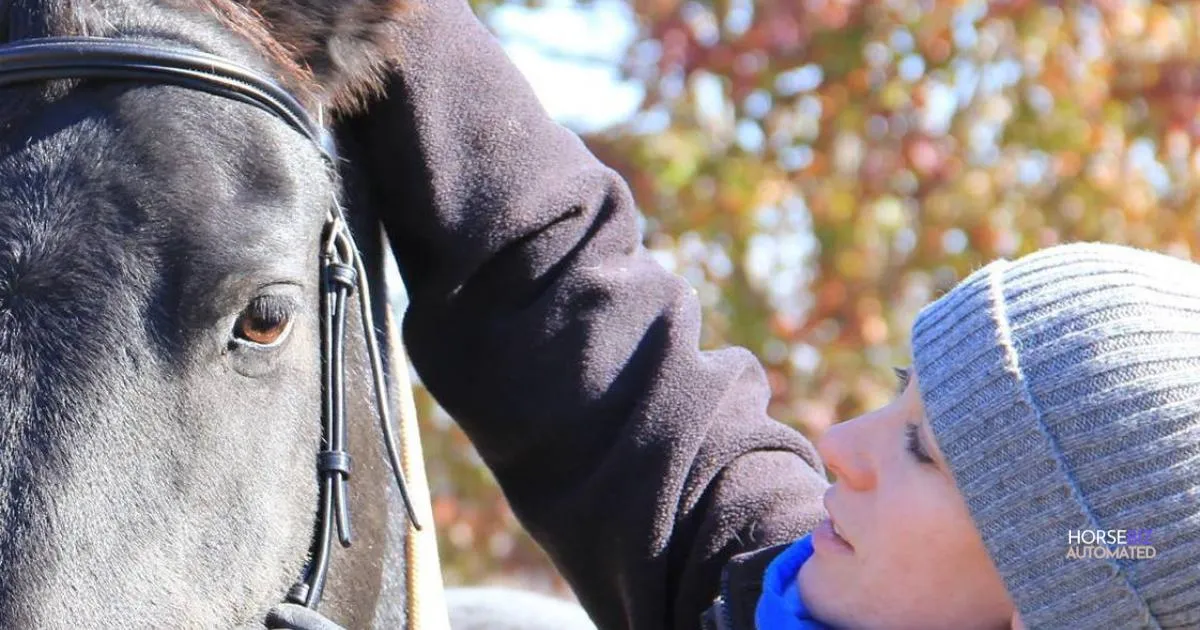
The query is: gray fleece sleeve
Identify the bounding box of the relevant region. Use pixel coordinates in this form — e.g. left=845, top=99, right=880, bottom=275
left=333, top=1, right=831, bottom=627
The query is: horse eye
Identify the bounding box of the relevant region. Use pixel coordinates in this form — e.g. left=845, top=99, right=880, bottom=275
left=234, top=296, right=293, bottom=346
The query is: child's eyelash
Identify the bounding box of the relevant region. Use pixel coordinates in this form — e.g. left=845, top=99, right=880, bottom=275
left=906, top=423, right=935, bottom=465
left=893, top=366, right=911, bottom=395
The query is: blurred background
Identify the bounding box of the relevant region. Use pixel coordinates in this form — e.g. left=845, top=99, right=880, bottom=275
left=391, top=0, right=1200, bottom=596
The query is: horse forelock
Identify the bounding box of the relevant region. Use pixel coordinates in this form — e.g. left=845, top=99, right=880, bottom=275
left=194, top=0, right=415, bottom=113
left=0, top=0, right=411, bottom=112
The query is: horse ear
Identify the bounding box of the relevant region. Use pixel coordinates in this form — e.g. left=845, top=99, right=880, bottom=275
left=215, top=0, right=412, bottom=113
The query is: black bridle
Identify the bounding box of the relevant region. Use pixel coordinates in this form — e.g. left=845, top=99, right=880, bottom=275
left=0, top=36, right=422, bottom=612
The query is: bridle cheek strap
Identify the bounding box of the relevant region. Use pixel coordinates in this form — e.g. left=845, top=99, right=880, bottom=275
left=266, top=602, right=346, bottom=630
left=0, top=36, right=421, bottom=613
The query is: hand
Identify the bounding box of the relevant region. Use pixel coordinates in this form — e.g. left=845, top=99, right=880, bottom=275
left=1011, top=610, right=1027, bottom=630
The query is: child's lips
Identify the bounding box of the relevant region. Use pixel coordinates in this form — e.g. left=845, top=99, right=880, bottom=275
left=813, top=517, right=855, bottom=555
left=822, top=492, right=854, bottom=546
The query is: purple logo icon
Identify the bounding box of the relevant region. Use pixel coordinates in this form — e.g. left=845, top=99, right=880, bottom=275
left=1126, top=528, right=1154, bottom=546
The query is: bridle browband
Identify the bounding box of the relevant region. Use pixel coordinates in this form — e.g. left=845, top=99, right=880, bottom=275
left=0, top=36, right=422, bottom=612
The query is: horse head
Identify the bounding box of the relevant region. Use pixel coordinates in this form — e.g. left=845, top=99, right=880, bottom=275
left=0, top=0, right=426, bottom=627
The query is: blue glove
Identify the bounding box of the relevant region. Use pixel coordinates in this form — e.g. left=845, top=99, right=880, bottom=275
left=755, top=534, right=833, bottom=629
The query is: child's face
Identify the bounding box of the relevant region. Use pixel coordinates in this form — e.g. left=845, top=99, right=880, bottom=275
left=797, top=369, right=1015, bottom=629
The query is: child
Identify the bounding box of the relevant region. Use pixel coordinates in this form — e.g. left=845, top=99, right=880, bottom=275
left=756, top=243, right=1199, bottom=629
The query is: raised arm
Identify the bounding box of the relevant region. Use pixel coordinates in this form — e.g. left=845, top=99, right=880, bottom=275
left=334, top=2, right=830, bottom=627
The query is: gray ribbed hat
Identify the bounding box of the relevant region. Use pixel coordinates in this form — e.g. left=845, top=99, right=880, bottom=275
left=911, top=243, right=1200, bottom=630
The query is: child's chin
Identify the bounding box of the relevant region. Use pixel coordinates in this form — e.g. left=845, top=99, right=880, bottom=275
left=798, top=557, right=856, bottom=622
left=796, top=558, right=828, bottom=601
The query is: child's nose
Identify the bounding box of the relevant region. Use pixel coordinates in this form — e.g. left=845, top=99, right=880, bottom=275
left=815, top=417, right=878, bottom=490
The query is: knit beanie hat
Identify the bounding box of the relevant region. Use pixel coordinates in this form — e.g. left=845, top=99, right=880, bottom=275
left=911, top=242, right=1200, bottom=630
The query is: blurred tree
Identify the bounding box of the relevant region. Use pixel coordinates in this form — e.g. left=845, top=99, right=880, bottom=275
left=410, top=0, right=1200, bottom=596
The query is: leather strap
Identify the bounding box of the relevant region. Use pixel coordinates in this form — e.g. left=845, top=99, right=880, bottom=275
left=0, top=37, right=335, bottom=161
